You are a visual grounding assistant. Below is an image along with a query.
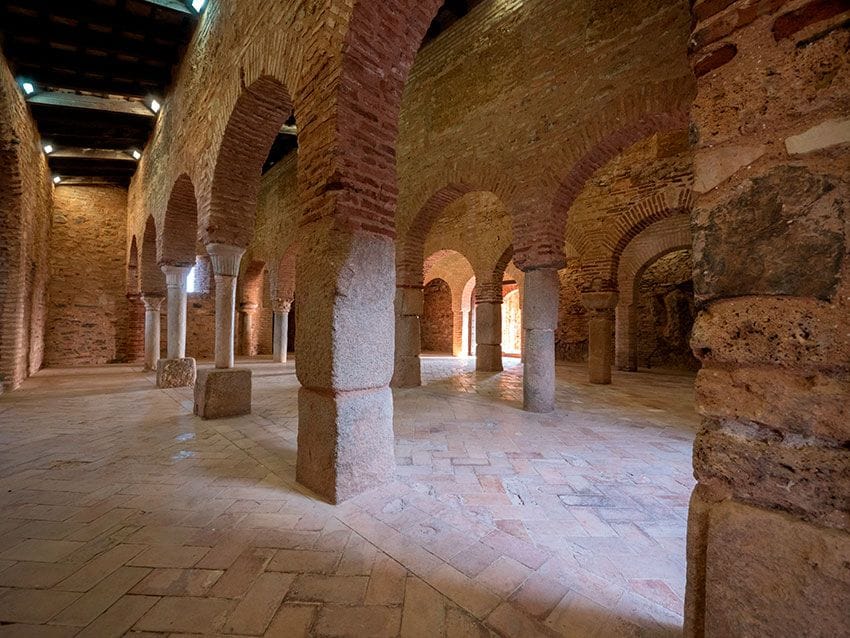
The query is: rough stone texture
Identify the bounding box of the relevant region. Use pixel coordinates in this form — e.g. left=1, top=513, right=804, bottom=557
left=45, top=186, right=130, bottom=367
left=703, top=500, right=850, bottom=638
left=785, top=117, right=850, bottom=155
left=686, top=2, right=850, bottom=633
left=156, top=357, right=197, bottom=389
left=635, top=250, right=699, bottom=370
left=421, top=279, right=453, bottom=353
left=555, top=265, right=588, bottom=363
left=193, top=367, right=252, bottom=419
left=0, top=56, right=52, bottom=393
left=694, top=165, right=846, bottom=301
left=296, top=386, right=396, bottom=504
left=523, top=269, right=559, bottom=413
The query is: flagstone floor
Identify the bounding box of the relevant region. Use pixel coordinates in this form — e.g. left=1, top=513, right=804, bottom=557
left=0, top=355, right=698, bottom=637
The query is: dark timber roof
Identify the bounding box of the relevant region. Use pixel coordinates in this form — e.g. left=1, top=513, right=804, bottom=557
left=0, top=0, right=200, bottom=186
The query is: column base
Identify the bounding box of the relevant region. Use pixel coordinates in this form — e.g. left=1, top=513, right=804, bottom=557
left=296, top=385, right=395, bottom=504
left=391, top=355, right=421, bottom=388
left=156, top=357, right=197, bottom=389
left=193, top=368, right=252, bottom=419
left=476, top=344, right=503, bottom=372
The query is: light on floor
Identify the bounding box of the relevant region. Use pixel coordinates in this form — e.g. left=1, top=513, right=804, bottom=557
left=53, top=175, right=61, bottom=184
left=43, top=144, right=54, bottom=154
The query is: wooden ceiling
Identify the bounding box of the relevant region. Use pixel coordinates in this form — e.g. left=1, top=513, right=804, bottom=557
left=1, top=0, right=486, bottom=187
left=0, top=0, right=200, bottom=186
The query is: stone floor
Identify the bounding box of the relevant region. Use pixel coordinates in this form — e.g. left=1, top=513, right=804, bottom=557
left=0, top=355, right=698, bottom=637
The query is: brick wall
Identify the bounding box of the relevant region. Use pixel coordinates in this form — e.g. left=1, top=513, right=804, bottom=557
left=421, top=279, right=453, bottom=353
left=635, top=249, right=699, bottom=370
left=0, top=57, right=53, bottom=392
left=45, top=186, right=129, bottom=367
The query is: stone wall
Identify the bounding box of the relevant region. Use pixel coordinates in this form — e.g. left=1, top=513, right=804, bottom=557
left=421, top=278, right=453, bottom=353
left=0, top=57, right=53, bottom=392
left=45, top=186, right=129, bottom=367
left=556, top=264, right=588, bottom=362
left=686, top=1, right=850, bottom=634
left=635, top=249, right=699, bottom=370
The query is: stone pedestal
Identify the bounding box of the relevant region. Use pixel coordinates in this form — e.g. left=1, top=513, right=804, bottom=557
left=142, top=294, right=164, bottom=371
left=162, top=265, right=191, bottom=359
left=475, top=299, right=502, bottom=372
left=391, top=286, right=423, bottom=387
left=193, top=367, right=252, bottom=419
left=523, top=268, right=558, bottom=413
left=582, top=291, right=618, bottom=385
left=272, top=301, right=291, bottom=363
left=157, top=357, right=196, bottom=389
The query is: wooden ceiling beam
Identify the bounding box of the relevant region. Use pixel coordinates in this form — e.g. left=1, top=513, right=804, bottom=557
left=28, top=91, right=154, bottom=117
left=48, top=148, right=138, bottom=161
left=136, top=0, right=192, bottom=15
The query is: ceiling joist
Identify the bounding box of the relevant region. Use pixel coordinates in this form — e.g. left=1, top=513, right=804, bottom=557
left=28, top=91, right=154, bottom=117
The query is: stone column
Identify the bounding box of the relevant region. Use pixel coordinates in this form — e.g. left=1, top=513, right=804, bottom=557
left=163, top=265, right=191, bottom=358
left=194, top=244, right=251, bottom=419
left=684, top=4, right=850, bottom=636
left=391, top=286, right=422, bottom=387
left=207, top=244, right=243, bottom=369
left=239, top=302, right=259, bottom=356
left=156, top=265, right=196, bottom=388
left=141, top=294, right=164, bottom=371
left=296, top=222, right=396, bottom=503
left=272, top=300, right=292, bottom=363
left=475, top=282, right=502, bottom=372
left=582, top=291, right=618, bottom=385
left=614, top=303, right=638, bottom=371
left=523, top=269, right=558, bottom=412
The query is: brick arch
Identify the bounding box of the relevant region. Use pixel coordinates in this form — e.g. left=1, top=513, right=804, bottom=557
left=159, top=173, right=198, bottom=267
left=475, top=244, right=514, bottom=304
left=423, top=248, right=475, bottom=312
left=140, top=216, right=164, bottom=296
left=299, top=0, right=443, bottom=238
left=398, top=183, right=478, bottom=286
left=572, top=184, right=694, bottom=290
left=272, top=242, right=299, bottom=304
left=516, top=109, right=690, bottom=271
left=617, top=214, right=692, bottom=306
left=206, top=76, right=293, bottom=248
left=127, top=236, right=140, bottom=295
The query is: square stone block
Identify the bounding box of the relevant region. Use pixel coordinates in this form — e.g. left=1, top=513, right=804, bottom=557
left=156, top=357, right=196, bottom=389
left=193, top=368, right=252, bottom=419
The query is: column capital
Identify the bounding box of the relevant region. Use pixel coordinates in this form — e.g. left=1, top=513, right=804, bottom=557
left=161, top=264, right=192, bottom=289
left=141, top=294, right=165, bottom=311
left=582, top=291, right=618, bottom=313
left=206, top=243, right=245, bottom=277
left=239, top=302, right=260, bottom=314
left=272, top=299, right=293, bottom=314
